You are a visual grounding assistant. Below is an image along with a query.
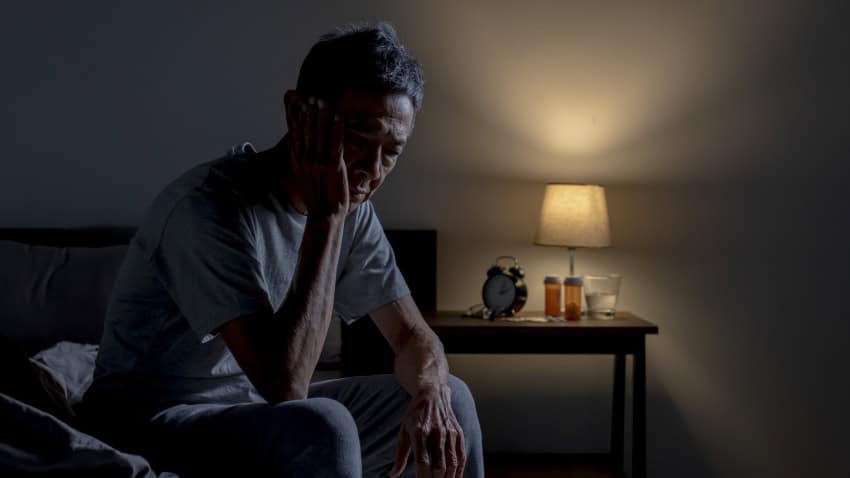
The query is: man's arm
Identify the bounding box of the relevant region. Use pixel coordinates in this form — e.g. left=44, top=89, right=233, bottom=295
left=219, top=214, right=344, bottom=403
left=371, top=295, right=467, bottom=478
left=371, top=296, right=447, bottom=393
left=220, top=94, right=349, bottom=403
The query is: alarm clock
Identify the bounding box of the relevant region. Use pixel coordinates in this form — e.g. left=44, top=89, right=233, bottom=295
left=482, top=256, right=528, bottom=319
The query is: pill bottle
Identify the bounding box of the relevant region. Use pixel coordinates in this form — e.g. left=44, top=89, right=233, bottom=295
left=563, top=276, right=584, bottom=321
left=543, top=276, right=561, bottom=318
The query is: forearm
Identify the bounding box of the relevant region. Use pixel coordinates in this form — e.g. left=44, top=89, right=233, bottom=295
left=394, top=321, right=449, bottom=396
left=270, top=214, right=344, bottom=400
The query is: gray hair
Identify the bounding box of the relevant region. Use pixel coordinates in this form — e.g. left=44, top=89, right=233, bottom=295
left=296, top=22, right=425, bottom=111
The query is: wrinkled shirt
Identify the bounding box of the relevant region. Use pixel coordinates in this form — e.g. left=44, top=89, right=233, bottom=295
left=86, top=142, right=409, bottom=411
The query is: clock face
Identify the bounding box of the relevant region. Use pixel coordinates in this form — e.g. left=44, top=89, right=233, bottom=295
left=483, top=274, right=516, bottom=315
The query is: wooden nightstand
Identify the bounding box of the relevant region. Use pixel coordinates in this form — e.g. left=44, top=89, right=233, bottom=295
left=424, top=311, right=659, bottom=478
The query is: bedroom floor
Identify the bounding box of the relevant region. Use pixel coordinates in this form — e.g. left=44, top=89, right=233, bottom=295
left=485, top=453, right=625, bottom=478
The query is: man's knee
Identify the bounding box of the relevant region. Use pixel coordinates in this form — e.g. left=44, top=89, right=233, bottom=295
left=447, top=375, right=477, bottom=424
left=446, top=375, right=484, bottom=477
left=447, top=375, right=482, bottom=445
left=272, top=397, right=361, bottom=476
left=277, top=397, right=359, bottom=446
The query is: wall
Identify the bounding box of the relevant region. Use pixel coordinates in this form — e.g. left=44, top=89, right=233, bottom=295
left=3, top=1, right=848, bottom=476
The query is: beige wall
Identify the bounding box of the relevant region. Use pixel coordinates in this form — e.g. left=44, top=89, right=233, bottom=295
left=3, top=2, right=848, bottom=476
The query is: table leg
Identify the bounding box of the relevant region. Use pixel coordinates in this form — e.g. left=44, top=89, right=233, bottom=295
left=633, top=338, right=646, bottom=478
left=611, top=353, right=625, bottom=470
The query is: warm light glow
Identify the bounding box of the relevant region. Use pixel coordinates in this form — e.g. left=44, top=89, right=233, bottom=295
left=535, top=184, right=611, bottom=247
left=408, top=1, right=795, bottom=180
left=476, top=62, right=643, bottom=159
left=541, top=110, right=606, bottom=156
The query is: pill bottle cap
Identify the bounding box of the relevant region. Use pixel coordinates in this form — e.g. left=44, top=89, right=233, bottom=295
left=563, top=276, right=584, bottom=286
left=544, top=275, right=561, bottom=284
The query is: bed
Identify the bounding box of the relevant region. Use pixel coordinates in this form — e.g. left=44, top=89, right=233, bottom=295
left=0, top=225, right=436, bottom=476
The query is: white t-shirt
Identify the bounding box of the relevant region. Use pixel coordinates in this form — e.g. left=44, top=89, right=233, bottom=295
left=86, top=142, right=410, bottom=411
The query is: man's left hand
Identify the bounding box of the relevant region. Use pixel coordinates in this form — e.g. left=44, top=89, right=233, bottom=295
left=390, top=384, right=466, bottom=478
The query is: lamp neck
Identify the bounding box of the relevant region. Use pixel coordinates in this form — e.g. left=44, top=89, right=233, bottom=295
left=568, top=247, right=576, bottom=277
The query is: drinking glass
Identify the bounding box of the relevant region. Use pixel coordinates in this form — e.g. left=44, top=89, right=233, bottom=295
left=583, top=274, right=621, bottom=319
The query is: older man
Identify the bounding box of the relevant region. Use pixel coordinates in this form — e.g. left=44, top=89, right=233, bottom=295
left=80, top=22, right=483, bottom=477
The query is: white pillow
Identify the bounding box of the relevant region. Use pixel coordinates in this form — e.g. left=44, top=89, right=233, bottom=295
left=30, top=341, right=98, bottom=405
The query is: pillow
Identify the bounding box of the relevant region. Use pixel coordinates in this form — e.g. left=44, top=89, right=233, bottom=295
left=0, top=333, right=75, bottom=425
left=0, top=241, right=127, bottom=354
left=31, top=341, right=98, bottom=405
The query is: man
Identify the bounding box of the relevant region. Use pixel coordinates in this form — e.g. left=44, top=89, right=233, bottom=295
left=80, top=22, right=483, bottom=477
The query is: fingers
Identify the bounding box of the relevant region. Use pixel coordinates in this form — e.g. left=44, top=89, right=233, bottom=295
left=414, top=429, right=431, bottom=478
left=284, top=93, right=303, bottom=163
left=316, top=98, right=328, bottom=165
left=303, top=96, right=316, bottom=167
left=390, top=426, right=411, bottom=478
left=445, top=425, right=460, bottom=478
left=302, top=96, right=339, bottom=166
left=428, top=425, right=448, bottom=478
left=332, top=114, right=349, bottom=198
left=452, top=420, right=466, bottom=478
left=332, top=113, right=345, bottom=164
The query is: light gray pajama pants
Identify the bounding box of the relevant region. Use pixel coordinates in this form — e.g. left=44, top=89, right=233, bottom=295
left=96, top=374, right=483, bottom=477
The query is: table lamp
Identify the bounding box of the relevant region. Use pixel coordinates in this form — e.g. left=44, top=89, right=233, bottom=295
left=534, top=184, right=611, bottom=277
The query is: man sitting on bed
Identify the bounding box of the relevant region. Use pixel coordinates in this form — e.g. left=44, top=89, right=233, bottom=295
left=79, top=22, right=482, bottom=478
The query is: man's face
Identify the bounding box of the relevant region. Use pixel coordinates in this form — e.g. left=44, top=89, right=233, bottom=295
left=334, top=90, right=415, bottom=207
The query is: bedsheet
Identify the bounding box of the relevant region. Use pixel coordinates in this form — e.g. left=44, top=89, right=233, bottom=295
left=0, top=391, right=177, bottom=477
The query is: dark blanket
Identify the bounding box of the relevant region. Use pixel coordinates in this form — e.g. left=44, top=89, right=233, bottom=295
left=0, top=392, right=177, bottom=477
left=0, top=335, right=176, bottom=477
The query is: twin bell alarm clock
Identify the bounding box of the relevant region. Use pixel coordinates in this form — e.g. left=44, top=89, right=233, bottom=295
left=481, top=256, right=528, bottom=319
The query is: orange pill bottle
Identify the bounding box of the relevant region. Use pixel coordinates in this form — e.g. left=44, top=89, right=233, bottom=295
left=563, top=276, right=584, bottom=321
left=544, top=276, right=562, bottom=318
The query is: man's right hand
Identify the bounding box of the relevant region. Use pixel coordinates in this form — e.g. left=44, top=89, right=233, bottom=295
left=284, top=91, right=349, bottom=218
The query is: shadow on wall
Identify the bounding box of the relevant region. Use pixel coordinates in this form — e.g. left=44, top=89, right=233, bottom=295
left=647, top=382, right=712, bottom=478
left=454, top=355, right=711, bottom=476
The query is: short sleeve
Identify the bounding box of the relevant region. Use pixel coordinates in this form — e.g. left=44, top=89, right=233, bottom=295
left=333, top=202, right=411, bottom=324
left=152, top=192, right=273, bottom=342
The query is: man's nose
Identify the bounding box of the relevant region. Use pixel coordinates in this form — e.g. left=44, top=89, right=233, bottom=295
left=354, top=146, right=382, bottom=180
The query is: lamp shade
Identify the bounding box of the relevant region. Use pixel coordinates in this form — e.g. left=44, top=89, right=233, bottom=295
left=535, top=184, right=611, bottom=247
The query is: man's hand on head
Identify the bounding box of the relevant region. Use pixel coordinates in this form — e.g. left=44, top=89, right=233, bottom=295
left=284, top=91, right=349, bottom=218
left=390, top=384, right=466, bottom=478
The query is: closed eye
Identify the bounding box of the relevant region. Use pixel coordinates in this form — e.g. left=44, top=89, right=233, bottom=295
left=383, top=149, right=402, bottom=166
left=345, top=132, right=369, bottom=151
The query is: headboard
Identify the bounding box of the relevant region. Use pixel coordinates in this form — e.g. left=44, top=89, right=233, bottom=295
left=0, top=226, right=138, bottom=247
left=0, top=226, right=437, bottom=371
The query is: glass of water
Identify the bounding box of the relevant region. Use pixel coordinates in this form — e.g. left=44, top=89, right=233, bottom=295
left=583, top=274, right=622, bottom=319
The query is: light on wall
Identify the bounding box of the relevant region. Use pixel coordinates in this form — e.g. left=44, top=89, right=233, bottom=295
left=535, top=183, right=611, bottom=277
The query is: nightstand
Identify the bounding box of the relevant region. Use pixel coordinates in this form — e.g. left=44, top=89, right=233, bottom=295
left=424, top=311, right=659, bottom=478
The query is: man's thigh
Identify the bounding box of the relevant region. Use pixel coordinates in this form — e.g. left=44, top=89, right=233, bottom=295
left=142, top=397, right=361, bottom=477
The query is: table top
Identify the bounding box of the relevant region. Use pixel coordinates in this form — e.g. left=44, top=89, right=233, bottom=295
left=424, top=310, right=658, bottom=337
